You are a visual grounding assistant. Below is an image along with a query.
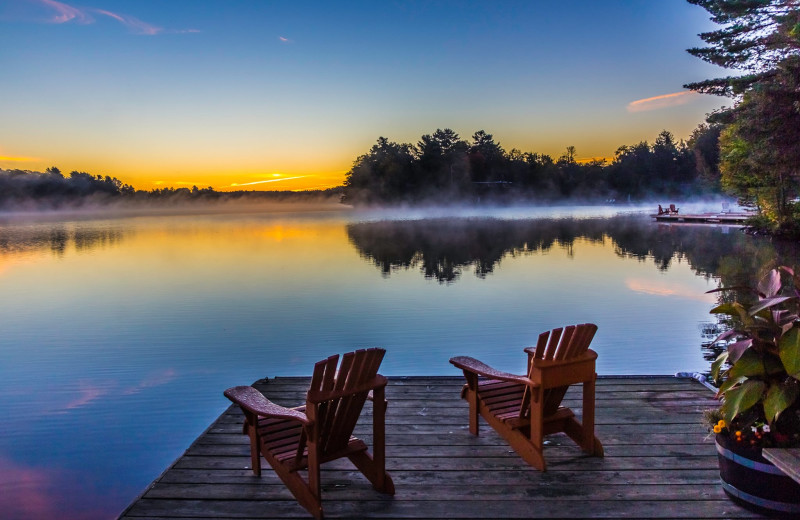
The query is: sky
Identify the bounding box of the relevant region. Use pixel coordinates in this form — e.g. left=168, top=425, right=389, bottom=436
left=0, top=0, right=729, bottom=192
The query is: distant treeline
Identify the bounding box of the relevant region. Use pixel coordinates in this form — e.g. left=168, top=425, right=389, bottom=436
left=0, top=167, right=343, bottom=210
left=343, top=126, right=722, bottom=204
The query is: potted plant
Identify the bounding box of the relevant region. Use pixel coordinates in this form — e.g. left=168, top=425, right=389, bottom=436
left=706, top=266, right=800, bottom=514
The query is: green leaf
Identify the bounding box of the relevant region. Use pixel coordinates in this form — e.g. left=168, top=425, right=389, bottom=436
left=779, top=327, right=800, bottom=379
left=711, top=351, right=729, bottom=382
left=719, top=375, right=746, bottom=395
left=722, top=379, right=765, bottom=423
left=710, top=302, right=739, bottom=316
left=728, top=349, right=766, bottom=379
left=763, top=382, right=799, bottom=424
left=764, top=354, right=785, bottom=376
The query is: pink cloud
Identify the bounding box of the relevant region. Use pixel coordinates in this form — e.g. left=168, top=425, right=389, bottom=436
left=123, top=368, right=178, bottom=395
left=94, top=8, right=162, bottom=35
left=627, top=91, right=701, bottom=113
left=63, top=384, right=107, bottom=410
left=37, top=0, right=92, bottom=24
left=626, top=278, right=715, bottom=302
left=30, top=0, right=198, bottom=35
left=0, top=455, right=113, bottom=519
left=0, top=455, right=61, bottom=519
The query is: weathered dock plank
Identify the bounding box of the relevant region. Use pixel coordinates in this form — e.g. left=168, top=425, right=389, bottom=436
left=119, top=376, right=769, bottom=519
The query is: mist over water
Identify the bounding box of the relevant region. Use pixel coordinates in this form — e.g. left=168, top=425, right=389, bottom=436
left=0, top=203, right=773, bottom=519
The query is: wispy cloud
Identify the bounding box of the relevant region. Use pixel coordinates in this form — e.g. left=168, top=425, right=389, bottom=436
left=38, top=0, right=92, bottom=24
left=278, top=36, right=292, bottom=43
left=95, top=9, right=161, bottom=35
left=0, top=155, right=39, bottom=162
left=31, top=0, right=198, bottom=35
left=226, top=176, right=306, bottom=188
left=627, top=91, right=700, bottom=113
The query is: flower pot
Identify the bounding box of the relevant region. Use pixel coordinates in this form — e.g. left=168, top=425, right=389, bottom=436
left=715, top=434, right=800, bottom=515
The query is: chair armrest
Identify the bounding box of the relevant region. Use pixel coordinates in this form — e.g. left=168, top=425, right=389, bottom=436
left=224, top=386, right=311, bottom=425
left=450, top=356, right=538, bottom=387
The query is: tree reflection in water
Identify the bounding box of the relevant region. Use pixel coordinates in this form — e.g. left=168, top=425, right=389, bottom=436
left=0, top=222, right=126, bottom=257
left=348, top=214, right=800, bottom=380
left=348, top=215, right=796, bottom=285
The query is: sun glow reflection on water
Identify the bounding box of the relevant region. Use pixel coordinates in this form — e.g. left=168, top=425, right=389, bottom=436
left=0, top=207, right=771, bottom=518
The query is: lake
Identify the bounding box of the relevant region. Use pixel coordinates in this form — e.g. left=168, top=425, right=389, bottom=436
left=0, top=203, right=792, bottom=519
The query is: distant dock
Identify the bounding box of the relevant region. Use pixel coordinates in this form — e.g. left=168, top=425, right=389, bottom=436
left=119, top=375, right=766, bottom=519
left=651, top=212, right=750, bottom=224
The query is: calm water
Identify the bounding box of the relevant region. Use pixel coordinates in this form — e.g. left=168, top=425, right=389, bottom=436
left=0, top=204, right=791, bottom=518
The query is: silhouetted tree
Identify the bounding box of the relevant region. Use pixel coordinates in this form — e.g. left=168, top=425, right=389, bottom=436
left=468, top=130, right=505, bottom=183
left=686, top=0, right=800, bottom=234
left=687, top=123, right=722, bottom=191
left=343, top=137, right=416, bottom=204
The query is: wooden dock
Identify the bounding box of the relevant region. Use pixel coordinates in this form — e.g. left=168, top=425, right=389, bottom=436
left=119, top=376, right=769, bottom=519
left=651, top=212, right=750, bottom=224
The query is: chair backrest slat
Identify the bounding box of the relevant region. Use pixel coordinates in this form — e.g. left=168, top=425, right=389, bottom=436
left=521, top=323, right=598, bottom=418
left=308, top=348, right=386, bottom=457
left=323, top=350, right=358, bottom=452
left=564, top=323, right=596, bottom=359
left=552, top=325, right=575, bottom=360
left=310, top=355, right=340, bottom=449
left=541, top=327, right=563, bottom=360
left=531, top=331, right=549, bottom=361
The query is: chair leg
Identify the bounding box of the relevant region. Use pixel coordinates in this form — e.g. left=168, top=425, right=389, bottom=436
left=368, top=386, right=394, bottom=494
left=269, top=461, right=324, bottom=520
left=528, top=387, right=545, bottom=468
left=560, top=380, right=603, bottom=457
left=506, top=428, right=546, bottom=471
left=243, top=413, right=261, bottom=476
left=581, top=378, right=596, bottom=453
left=348, top=451, right=396, bottom=495
left=306, top=441, right=322, bottom=507
left=463, top=372, right=479, bottom=435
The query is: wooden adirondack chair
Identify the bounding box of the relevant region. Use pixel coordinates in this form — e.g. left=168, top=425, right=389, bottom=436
left=450, top=324, right=603, bottom=471
left=224, top=348, right=395, bottom=519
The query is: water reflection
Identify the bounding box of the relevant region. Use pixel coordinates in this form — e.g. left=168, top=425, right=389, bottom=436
left=0, top=222, right=126, bottom=256
left=348, top=216, right=800, bottom=383
left=347, top=215, right=788, bottom=286
left=1, top=211, right=799, bottom=519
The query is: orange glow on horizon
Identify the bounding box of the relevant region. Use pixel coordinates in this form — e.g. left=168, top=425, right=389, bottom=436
left=0, top=155, right=40, bottom=162
left=575, top=156, right=613, bottom=165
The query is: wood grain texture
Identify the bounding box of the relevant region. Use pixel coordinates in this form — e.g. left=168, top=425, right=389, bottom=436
left=119, top=375, right=769, bottom=519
